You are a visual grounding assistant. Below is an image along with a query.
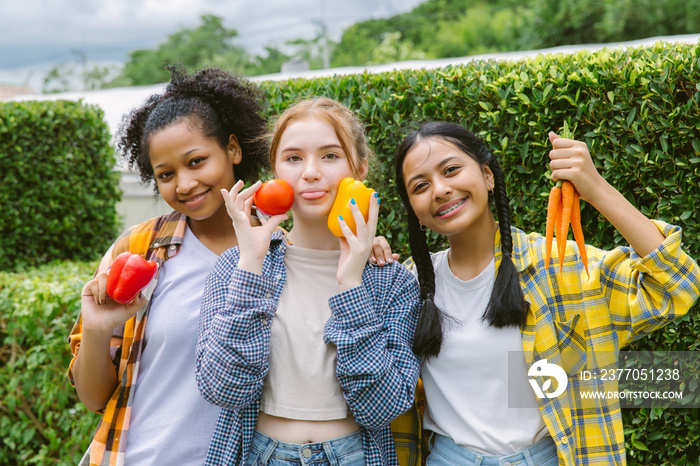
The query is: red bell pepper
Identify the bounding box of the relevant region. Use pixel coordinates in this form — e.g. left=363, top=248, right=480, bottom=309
left=106, top=252, right=158, bottom=304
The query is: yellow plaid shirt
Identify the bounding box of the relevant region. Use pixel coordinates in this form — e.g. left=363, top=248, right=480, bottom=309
left=68, top=211, right=186, bottom=466
left=392, top=220, right=700, bottom=466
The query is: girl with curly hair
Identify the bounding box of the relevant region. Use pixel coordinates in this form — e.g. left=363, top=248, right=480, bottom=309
left=68, top=66, right=269, bottom=465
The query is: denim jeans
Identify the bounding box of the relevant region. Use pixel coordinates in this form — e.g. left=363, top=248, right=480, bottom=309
left=426, top=433, right=558, bottom=466
left=245, top=430, right=365, bottom=465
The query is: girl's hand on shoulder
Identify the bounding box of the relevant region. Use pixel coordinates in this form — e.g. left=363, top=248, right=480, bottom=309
left=337, top=192, right=380, bottom=290
left=370, top=235, right=399, bottom=266
left=222, top=180, right=288, bottom=274
left=548, top=132, right=607, bottom=203
left=80, top=272, right=146, bottom=334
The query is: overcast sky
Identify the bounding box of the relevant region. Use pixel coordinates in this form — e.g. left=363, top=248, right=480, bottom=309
left=0, top=0, right=424, bottom=89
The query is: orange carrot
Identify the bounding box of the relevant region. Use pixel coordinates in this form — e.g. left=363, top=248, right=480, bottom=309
left=558, top=180, right=575, bottom=273
left=570, top=190, right=589, bottom=279
left=544, top=184, right=562, bottom=268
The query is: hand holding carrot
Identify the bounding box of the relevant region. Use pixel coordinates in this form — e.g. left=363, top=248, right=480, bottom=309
left=544, top=130, right=599, bottom=278
left=547, top=132, right=605, bottom=203
left=545, top=128, right=666, bottom=268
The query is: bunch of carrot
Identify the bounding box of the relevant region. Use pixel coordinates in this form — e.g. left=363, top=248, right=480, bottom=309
left=544, top=125, right=589, bottom=278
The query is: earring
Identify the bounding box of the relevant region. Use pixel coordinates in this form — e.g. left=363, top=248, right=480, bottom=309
left=420, top=223, right=427, bottom=231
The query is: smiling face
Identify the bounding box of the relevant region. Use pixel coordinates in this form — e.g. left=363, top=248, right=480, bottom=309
left=273, top=116, right=367, bottom=224
left=402, top=137, right=494, bottom=237
left=149, top=118, right=241, bottom=222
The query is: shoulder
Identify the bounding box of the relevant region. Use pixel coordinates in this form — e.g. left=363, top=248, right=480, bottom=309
left=112, top=211, right=185, bottom=257
left=364, top=260, right=419, bottom=295
left=119, top=211, right=184, bottom=238
left=404, top=249, right=448, bottom=269
left=504, top=225, right=540, bottom=273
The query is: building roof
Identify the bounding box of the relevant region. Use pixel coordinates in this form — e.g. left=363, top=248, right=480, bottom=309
left=0, top=83, right=35, bottom=100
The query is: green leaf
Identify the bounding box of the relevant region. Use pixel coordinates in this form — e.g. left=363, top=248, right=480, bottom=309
left=632, top=440, right=650, bottom=451
left=517, top=92, right=531, bottom=105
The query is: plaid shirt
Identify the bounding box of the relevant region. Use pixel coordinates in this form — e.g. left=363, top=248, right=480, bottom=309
left=392, top=220, right=700, bottom=466
left=196, top=230, right=421, bottom=465
left=68, top=211, right=187, bottom=466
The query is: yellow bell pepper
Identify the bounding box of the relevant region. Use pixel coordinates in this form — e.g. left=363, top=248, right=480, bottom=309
left=327, top=177, right=376, bottom=237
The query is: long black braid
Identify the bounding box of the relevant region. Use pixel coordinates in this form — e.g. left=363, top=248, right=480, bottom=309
left=405, top=206, right=446, bottom=358
left=482, top=154, right=529, bottom=328
left=394, top=122, right=528, bottom=360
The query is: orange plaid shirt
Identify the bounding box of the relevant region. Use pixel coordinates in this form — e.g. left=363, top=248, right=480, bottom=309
left=68, top=211, right=186, bottom=466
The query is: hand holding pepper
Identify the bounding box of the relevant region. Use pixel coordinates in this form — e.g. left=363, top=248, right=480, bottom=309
left=80, top=270, right=150, bottom=333
left=328, top=177, right=376, bottom=237
left=332, top=178, right=380, bottom=290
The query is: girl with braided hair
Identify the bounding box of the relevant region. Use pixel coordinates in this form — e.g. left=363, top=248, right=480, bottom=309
left=68, top=66, right=269, bottom=465
left=393, top=122, right=699, bottom=465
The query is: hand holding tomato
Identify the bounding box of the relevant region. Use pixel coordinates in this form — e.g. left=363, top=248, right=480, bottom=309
left=253, top=179, right=294, bottom=216
left=222, top=180, right=289, bottom=275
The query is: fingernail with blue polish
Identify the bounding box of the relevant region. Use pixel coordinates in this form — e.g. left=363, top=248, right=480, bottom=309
left=350, top=198, right=356, bottom=205
left=338, top=215, right=344, bottom=221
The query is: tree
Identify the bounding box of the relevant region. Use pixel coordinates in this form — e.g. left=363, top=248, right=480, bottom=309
left=42, top=63, right=121, bottom=93
left=42, top=64, right=75, bottom=93
left=370, top=32, right=425, bottom=64
left=248, top=46, right=291, bottom=76
left=110, top=14, right=251, bottom=86
left=429, top=4, right=532, bottom=58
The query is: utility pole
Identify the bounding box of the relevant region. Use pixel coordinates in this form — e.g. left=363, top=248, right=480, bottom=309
left=320, top=0, right=330, bottom=69
left=71, top=34, right=88, bottom=90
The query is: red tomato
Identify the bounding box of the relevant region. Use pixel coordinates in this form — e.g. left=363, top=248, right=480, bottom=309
left=253, top=179, right=294, bottom=215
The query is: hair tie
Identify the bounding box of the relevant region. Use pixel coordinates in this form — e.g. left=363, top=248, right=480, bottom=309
left=425, top=293, right=434, bottom=301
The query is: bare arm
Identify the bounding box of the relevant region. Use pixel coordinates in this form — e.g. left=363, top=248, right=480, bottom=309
left=72, top=273, right=145, bottom=411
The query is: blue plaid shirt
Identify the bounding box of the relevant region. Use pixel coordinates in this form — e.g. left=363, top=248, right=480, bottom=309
left=196, top=230, right=421, bottom=465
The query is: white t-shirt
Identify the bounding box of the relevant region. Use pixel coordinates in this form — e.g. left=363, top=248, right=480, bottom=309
left=125, top=225, right=221, bottom=465
left=260, top=242, right=349, bottom=420
left=420, top=249, right=548, bottom=455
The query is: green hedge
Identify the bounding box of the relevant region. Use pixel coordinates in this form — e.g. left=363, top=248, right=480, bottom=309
left=0, top=261, right=100, bottom=465
left=1, top=41, right=698, bottom=465
left=0, top=100, right=121, bottom=272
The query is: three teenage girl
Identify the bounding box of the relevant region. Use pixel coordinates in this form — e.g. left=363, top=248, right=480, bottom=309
left=195, top=97, right=421, bottom=465
left=393, top=122, right=700, bottom=465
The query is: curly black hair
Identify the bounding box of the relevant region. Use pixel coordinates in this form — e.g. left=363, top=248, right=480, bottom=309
left=116, top=65, right=268, bottom=189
